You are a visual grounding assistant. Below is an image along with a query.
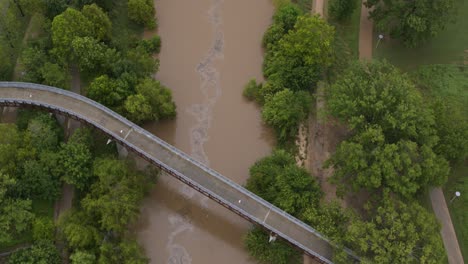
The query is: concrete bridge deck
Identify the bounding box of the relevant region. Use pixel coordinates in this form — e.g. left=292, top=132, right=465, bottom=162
left=0, top=82, right=359, bottom=264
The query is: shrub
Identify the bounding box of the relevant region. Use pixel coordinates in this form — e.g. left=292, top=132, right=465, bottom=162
left=32, top=217, right=55, bottom=242
left=243, top=79, right=262, bottom=102
left=329, top=0, right=358, bottom=21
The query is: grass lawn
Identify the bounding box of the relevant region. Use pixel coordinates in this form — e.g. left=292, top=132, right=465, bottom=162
left=443, top=162, right=468, bottom=261
left=330, top=2, right=362, bottom=60
left=373, top=0, right=468, bottom=70
left=108, top=0, right=144, bottom=52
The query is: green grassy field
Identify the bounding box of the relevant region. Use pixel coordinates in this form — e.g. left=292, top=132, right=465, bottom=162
left=330, top=2, right=362, bottom=60
left=373, top=0, right=468, bottom=70
left=443, top=163, right=468, bottom=261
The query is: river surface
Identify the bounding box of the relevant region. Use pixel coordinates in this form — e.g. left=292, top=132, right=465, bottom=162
left=136, top=0, right=275, bottom=263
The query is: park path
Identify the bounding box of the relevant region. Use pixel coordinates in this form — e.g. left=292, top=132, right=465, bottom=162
left=358, top=0, right=373, bottom=60
left=430, top=189, right=465, bottom=264
left=303, top=1, right=329, bottom=264
left=357, top=2, right=464, bottom=262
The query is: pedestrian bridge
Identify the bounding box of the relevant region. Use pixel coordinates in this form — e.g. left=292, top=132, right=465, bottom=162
left=0, top=82, right=359, bottom=264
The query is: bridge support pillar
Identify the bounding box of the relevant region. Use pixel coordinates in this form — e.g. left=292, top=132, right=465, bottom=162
left=116, top=143, right=129, bottom=158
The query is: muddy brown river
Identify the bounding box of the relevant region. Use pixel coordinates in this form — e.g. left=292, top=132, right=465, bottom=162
left=136, top=0, right=274, bottom=263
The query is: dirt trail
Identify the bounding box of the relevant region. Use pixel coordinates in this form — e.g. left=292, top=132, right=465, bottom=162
left=358, top=1, right=373, bottom=60
left=303, top=1, right=334, bottom=263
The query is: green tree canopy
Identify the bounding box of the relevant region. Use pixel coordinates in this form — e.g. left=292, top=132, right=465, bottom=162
left=81, top=3, right=111, bottom=40
left=87, top=75, right=131, bottom=108
left=81, top=158, right=156, bottom=232
left=0, top=172, right=34, bottom=245
left=70, top=250, right=96, bottom=264
left=51, top=8, right=94, bottom=59
left=7, top=241, right=61, bottom=264
left=261, top=89, right=311, bottom=143
left=124, top=78, right=176, bottom=123
left=327, top=60, right=437, bottom=145
left=264, top=15, right=335, bottom=91
left=346, top=193, right=445, bottom=263
left=58, top=128, right=94, bottom=190
left=327, top=126, right=449, bottom=198
left=262, top=3, right=302, bottom=49
left=327, top=61, right=449, bottom=198
left=71, top=37, right=117, bottom=74
left=365, top=0, right=455, bottom=47
left=127, top=0, right=156, bottom=29
left=246, top=149, right=322, bottom=216
left=98, top=238, right=148, bottom=264
left=329, top=0, right=358, bottom=21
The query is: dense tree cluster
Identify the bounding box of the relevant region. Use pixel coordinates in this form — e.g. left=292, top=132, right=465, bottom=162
left=14, top=0, right=174, bottom=124
left=59, top=158, right=157, bottom=263
left=345, top=192, right=445, bottom=263
left=365, top=0, right=455, bottom=47
left=0, top=110, right=157, bottom=263
left=327, top=60, right=449, bottom=198
left=245, top=3, right=334, bottom=145
left=244, top=150, right=353, bottom=263
left=328, top=0, right=358, bottom=21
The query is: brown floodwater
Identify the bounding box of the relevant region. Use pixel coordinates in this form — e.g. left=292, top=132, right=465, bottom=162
left=136, top=0, right=275, bottom=263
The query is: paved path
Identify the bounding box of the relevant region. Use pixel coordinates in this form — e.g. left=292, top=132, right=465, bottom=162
left=430, top=188, right=465, bottom=264
left=358, top=0, right=373, bottom=60
left=0, top=82, right=363, bottom=264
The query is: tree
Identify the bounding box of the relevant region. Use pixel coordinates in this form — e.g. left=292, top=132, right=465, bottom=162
left=346, top=193, right=445, bottom=263
left=98, top=238, right=148, bottom=264
left=7, top=241, right=61, bottom=264
left=245, top=227, right=301, bottom=264
left=326, top=61, right=449, bottom=198
left=264, top=15, right=335, bottom=91
left=137, top=35, right=161, bottom=54
left=262, top=3, right=302, bottom=49
left=44, top=0, right=68, bottom=18
left=327, top=60, right=438, bottom=145
left=59, top=210, right=101, bottom=249
left=26, top=113, right=62, bottom=151
left=70, top=250, right=96, bottom=264
left=128, top=0, right=156, bottom=29
left=20, top=47, right=48, bottom=83
left=365, top=0, right=455, bottom=47
left=32, top=217, right=55, bottom=242
left=329, top=0, right=358, bottom=21
left=124, top=78, right=176, bottom=123
left=81, top=4, right=111, bottom=40
left=58, top=138, right=93, bottom=190
left=328, top=126, right=449, bottom=198
left=51, top=8, right=94, bottom=59
left=19, top=159, right=62, bottom=201
left=87, top=75, right=131, bottom=108
left=40, top=62, right=70, bottom=89
left=262, top=89, right=311, bottom=143
left=243, top=78, right=263, bottom=102
left=0, top=40, right=14, bottom=80
left=81, top=158, right=156, bottom=232
left=0, top=172, right=34, bottom=245
left=71, top=37, right=117, bottom=74
left=0, top=124, right=22, bottom=175
left=246, top=149, right=322, bottom=216
left=122, top=47, right=159, bottom=78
